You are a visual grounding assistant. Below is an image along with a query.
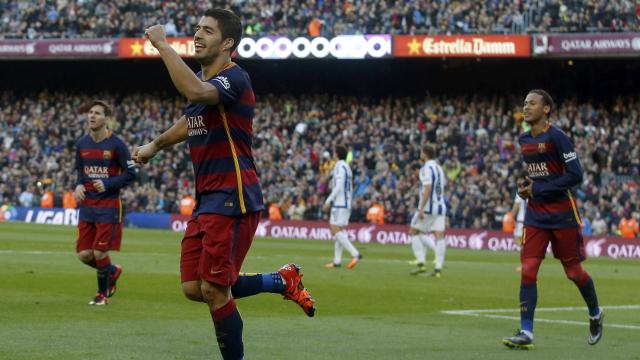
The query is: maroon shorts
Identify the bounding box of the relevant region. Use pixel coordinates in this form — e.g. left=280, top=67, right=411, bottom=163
left=76, top=220, right=122, bottom=252
left=180, top=211, right=261, bottom=286
left=521, top=225, right=586, bottom=262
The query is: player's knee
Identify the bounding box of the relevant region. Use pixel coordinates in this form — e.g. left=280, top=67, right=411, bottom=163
left=77, top=250, right=93, bottom=263
left=562, top=261, right=588, bottom=285
left=181, top=282, right=204, bottom=302
left=92, top=249, right=108, bottom=260
left=200, top=281, right=231, bottom=305
left=520, top=259, right=540, bottom=284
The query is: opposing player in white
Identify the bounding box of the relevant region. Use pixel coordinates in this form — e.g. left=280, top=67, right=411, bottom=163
left=322, top=145, right=361, bottom=269
left=409, top=144, right=447, bottom=277
left=511, top=193, right=527, bottom=272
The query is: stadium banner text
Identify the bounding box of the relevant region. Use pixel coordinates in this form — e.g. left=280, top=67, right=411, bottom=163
left=119, top=35, right=392, bottom=59
left=0, top=39, right=118, bottom=58
left=533, top=33, right=640, bottom=56
left=393, top=35, right=530, bottom=57
left=6, top=208, right=637, bottom=260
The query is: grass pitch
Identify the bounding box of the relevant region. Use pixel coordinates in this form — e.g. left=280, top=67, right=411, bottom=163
left=1, top=222, right=639, bottom=360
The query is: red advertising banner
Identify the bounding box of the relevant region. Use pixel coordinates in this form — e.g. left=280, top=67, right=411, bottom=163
left=0, top=39, right=118, bottom=58
left=119, top=37, right=193, bottom=58
left=393, top=35, right=530, bottom=57
left=533, top=33, right=640, bottom=56
left=170, top=216, right=640, bottom=260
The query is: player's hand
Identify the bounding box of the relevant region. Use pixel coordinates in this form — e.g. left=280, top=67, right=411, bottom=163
left=93, top=180, right=106, bottom=193
left=418, top=213, right=424, bottom=220
left=322, top=203, right=330, bottom=212
left=517, top=177, right=533, bottom=199
left=145, top=25, right=167, bottom=48
left=132, top=142, right=160, bottom=164
left=73, top=184, right=86, bottom=202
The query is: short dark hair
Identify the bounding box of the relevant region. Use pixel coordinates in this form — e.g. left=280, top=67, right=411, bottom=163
left=410, top=162, right=422, bottom=171
left=88, top=100, right=112, bottom=116
left=528, top=89, right=555, bottom=116
left=335, top=145, right=348, bottom=160
left=204, top=8, right=242, bottom=54
left=422, top=144, right=436, bottom=159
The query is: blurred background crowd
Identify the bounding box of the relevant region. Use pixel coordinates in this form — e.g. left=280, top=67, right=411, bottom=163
left=0, top=90, right=638, bottom=237
left=1, top=0, right=639, bottom=39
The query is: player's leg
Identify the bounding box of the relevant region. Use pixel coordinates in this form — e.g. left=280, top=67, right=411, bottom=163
left=199, top=213, right=246, bottom=360
left=427, top=215, right=446, bottom=277
left=409, top=226, right=427, bottom=275
left=503, top=225, right=548, bottom=349
left=333, top=209, right=360, bottom=269
left=552, top=228, right=603, bottom=345
left=514, top=223, right=524, bottom=272
left=76, top=220, right=97, bottom=268
left=92, top=222, right=122, bottom=300
left=180, top=217, right=205, bottom=302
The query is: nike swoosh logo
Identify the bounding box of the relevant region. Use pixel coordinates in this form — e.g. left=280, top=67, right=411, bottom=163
left=81, top=152, right=90, bottom=156
left=97, top=242, right=107, bottom=245
left=210, top=269, right=224, bottom=275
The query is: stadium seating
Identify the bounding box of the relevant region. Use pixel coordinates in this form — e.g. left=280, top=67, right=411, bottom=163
left=1, top=0, right=638, bottom=39
left=0, top=91, right=638, bottom=235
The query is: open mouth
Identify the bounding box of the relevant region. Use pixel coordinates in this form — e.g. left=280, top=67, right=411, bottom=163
left=194, top=42, right=205, bottom=51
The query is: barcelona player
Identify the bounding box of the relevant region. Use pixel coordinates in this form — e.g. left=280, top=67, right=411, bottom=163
left=503, top=90, right=603, bottom=349
left=132, top=9, right=315, bottom=360
left=74, top=100, right=135, bottom=305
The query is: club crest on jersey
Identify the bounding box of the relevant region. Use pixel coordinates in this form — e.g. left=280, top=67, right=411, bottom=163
left=103, top=150, right=112, bottom=159
left=537, top=143, right=546, bottom=153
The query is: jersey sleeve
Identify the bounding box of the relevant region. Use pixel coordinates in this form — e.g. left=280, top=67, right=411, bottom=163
left=420, top=166, right=432, bottom=186
left=207, top=69, right=246, bottom=105
left=325, top=166, right=345, bottom=205
left=75, top=146, right=84, bottom=187
left=103, top=140, right=136, bottom=191
left=532, top=130, right=583, bottom=197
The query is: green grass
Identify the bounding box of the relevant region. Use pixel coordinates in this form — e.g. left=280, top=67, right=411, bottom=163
left=1, top=222, right=639, bottom=360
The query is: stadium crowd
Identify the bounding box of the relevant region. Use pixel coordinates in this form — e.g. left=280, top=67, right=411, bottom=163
left=0, top=90, right=638, bottom=237
left=1, top=0, right=639, bottom=39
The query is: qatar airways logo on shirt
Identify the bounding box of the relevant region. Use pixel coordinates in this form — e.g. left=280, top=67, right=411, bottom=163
left=84, top=166, right=109, bottom=179
left=527, top=162, right=549, bottom=177
left=187, top=115, right=208, bottom=137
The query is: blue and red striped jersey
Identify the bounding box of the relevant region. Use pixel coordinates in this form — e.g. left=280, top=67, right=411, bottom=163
left=184, top=63, right=264, bottom=216
left=519, top=124, right=583, bottom=229
left=75, top=132, right=136, bottom=223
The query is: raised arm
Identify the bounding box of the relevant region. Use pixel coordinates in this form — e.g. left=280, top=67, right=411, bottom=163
left=145, top=25, right=220, bottom=105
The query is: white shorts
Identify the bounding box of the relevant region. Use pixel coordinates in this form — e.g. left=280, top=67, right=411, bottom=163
left=330, top=208, right=351, bottom=227
left=514, top=222, right=524, bottom=237
left=410, top=213, right=445, bottom=233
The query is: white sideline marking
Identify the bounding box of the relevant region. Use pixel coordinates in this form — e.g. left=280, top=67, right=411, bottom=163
left=442, top=305, right=640, bottom=330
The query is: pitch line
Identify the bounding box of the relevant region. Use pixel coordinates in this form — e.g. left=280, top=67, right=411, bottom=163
left=442, top=305, right=640, bottom=330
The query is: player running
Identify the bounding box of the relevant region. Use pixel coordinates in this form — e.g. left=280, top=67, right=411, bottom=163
left=322, top=145, right=361, bottom=269
left=408, top=144, right=447, bottom=277
left=503, top=89, right=603, bottom=350
left=132, top=9, right=315, bottom=360
left=74, top=100, right=135, bottom=305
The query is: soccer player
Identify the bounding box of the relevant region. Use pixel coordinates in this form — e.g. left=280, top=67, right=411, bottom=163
left=132, top=9, right=315, bottom=360
left=503, top=89, right=603, bottom=350
left=511, top=192, right=527, bottom=272
left=74, top=100, right=135, bottom=306
left=322, top=145, right=361, bottom=269
left=408, top=145, right=447, bottom=277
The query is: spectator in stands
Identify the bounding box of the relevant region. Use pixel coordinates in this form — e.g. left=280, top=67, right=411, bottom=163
left=619, top=211, right=639, bottom=239
left=40, top=186, right=53, bottom=208
left=179, top=193, right=195, bottom=216
left=287, top=197, right=307, bottom=221
left=0, top=90, right=638, bottom=236
left=19, top=185, right=35, bottom=207
left=367, top=199, right=385, bottom=225
left=62, top=190, right=77, bottom=209
left=1, top=0, right=638, bottom=39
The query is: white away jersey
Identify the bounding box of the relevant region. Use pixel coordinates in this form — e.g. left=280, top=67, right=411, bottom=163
left=419, top=159, right=447, bottom=215
left=325, top=160, right=353, bottom=209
